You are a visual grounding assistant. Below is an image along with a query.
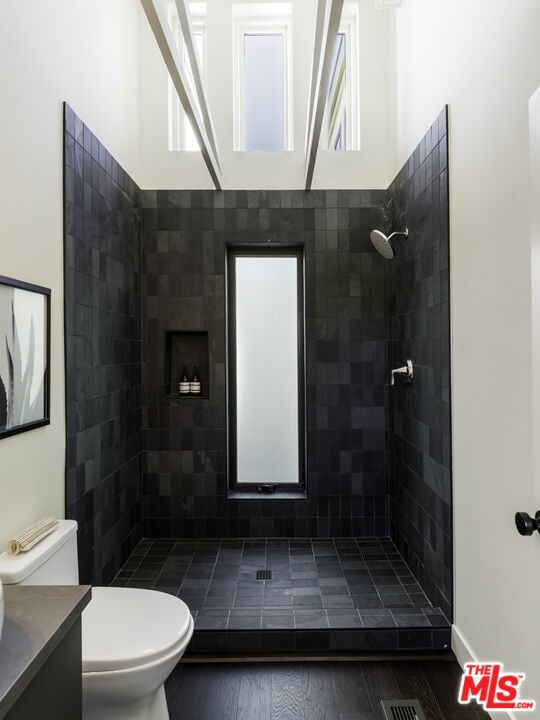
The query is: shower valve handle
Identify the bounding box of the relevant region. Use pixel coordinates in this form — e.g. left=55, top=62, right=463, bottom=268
left=391, top=360, right=413, bottom=386
left=515, top=511, right=540, bottom=536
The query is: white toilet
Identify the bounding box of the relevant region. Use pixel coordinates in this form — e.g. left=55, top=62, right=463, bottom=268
left=0, top=520, right=194, bottom=720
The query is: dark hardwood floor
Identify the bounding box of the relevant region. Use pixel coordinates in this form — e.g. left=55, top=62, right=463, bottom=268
left=166, top=659, right=490, bottom=720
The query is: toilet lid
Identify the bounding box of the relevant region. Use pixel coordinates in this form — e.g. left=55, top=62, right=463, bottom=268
left=82, top=587, right=192, bottom=672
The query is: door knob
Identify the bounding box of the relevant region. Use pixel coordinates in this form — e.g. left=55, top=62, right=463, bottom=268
left=515, top=511, right=540, bottom=536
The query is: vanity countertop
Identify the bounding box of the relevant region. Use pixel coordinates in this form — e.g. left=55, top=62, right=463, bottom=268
left=0, top=584, right=91, bottom=719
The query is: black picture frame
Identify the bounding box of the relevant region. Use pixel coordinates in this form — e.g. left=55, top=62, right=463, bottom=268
left=0, top=275, right=51, bottom=439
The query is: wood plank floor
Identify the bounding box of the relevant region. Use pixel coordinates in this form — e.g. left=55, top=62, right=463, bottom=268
left=165, top=660, right=490, bottom=720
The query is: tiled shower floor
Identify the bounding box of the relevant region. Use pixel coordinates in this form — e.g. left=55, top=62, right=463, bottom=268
left=112, top=538, right=450, bottom=654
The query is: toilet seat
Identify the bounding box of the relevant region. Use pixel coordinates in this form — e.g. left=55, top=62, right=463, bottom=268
left=82, top=587, right=192, bottom=673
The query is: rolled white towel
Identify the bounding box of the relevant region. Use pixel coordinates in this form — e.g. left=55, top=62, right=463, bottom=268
left=6, top=518, right=59, bottom=556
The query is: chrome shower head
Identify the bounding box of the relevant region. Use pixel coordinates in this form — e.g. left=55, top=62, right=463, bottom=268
left=369, top=228, right=408, bottom=259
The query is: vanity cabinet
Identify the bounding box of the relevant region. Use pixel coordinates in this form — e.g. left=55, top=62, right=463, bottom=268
left=0, top=585, right=91, bottom=720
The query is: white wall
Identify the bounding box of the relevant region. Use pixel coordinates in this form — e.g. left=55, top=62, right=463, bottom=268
left=391, top=0, right=540, bottom=707
left=0, top=0, right=140, bottom=546
left=530, top=85, right=540, bottom=711
left=139, top=0, right=391, bottom=189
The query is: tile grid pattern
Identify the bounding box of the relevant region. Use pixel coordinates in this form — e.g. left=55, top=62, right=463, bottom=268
left=386, top=108, right=452, bottom=619
left=64, top=104, right=143, bottom=584
left=141, top=189, right=390, bottom=538
left=62, top=103, right=452, bottom=627
left=112, top=537, right=449, bottom=638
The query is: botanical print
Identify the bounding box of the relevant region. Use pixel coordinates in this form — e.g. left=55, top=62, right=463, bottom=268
left=0, top=282, right=47, bottom=434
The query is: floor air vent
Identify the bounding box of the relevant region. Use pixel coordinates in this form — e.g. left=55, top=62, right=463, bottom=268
left=256, top=570, right=272, bottom=580
left=381, top=700, right=427, bottom=720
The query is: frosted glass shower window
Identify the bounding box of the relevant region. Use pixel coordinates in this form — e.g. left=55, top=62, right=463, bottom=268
left=228, top=248, right=305, bottom=490
left=244, top=34, right=285, bottom=151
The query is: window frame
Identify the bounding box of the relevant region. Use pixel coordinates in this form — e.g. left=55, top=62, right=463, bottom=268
left=167, top=3, right=207, bottom=152
left=226, top=244, right=306, bottom=495
left=232, top=4, right=293, bottom=152
left=324, top=6, right=360, bottom=151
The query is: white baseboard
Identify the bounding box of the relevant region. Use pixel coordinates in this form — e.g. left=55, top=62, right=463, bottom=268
left=452, top=625, right=516, bottom=720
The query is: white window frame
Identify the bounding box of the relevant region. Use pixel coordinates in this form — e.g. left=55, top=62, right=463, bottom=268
left=167, top=2, right=207, bottom=152
left=324, top=4, right=360, bottom=151
left=233, top=3, right=293, bottom=152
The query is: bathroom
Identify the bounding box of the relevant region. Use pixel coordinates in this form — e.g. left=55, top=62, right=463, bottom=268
left=0, top=0, right=539, bottom=717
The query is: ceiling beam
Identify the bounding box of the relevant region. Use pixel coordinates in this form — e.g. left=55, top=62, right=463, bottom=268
left=305, top=0, right=344, bottom=191
left=174, top=0, right=221, bottom=167
left=306, top=0, right=327, bottom=152
left=140, top=0, right=222, bottom=190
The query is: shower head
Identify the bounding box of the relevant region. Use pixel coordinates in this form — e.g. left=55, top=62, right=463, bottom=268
left=370, top=228, right=408, bottom=259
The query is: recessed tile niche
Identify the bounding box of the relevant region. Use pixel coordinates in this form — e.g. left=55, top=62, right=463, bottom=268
left=165, top=330, right=209, bottom=398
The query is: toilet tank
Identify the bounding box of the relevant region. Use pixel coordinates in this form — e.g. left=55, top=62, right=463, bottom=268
left=0, top=520, right=79, bottom=586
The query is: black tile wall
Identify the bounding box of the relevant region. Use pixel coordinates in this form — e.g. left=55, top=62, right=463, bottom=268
left=62, top=104, right=452, bottom=617
left=140, top=190, right=390, bottom=538
left=63, top=103, right=143, bottom=585
left=386, top=108, right=452, bottom=619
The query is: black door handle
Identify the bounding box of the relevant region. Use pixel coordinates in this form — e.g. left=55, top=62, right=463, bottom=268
left=515, top=511, right=540, bottom=536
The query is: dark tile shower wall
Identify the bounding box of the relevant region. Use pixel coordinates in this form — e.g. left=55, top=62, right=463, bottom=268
left=386, top=108, right=452, bottom=619
left=141, top=190, right=390, bottom=538
left=62, top=103, right=452, bottom=618
left=63, top=104, right=143, bottom=585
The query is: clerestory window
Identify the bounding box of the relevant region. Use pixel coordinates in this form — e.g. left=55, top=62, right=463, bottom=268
left=233, top=3, right=293, bottom=152
left=167, top=2, right=207, bottom=152
left=325, top=4, right=360, bottom=151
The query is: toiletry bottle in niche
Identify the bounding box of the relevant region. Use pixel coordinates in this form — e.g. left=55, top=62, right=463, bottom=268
left=190, top=367, right=201, bottom=395
left=179, top=367, right=190, bottom=395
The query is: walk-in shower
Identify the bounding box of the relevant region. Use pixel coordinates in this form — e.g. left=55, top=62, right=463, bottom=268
left=370, top=228, right=408, bottom=259
left=64, top=104, right=452, bottom=657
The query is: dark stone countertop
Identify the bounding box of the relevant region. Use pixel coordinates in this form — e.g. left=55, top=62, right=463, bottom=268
left=0, top=585, right=91, bottom=719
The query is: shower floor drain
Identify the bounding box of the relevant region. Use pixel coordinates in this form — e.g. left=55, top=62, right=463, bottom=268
left=256, top=570, right=272, bottom=580
left=381, top=699, right=427, bottom=720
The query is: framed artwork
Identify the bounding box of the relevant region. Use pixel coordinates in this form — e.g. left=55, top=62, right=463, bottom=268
left=0, top=275, right=50, bottom=439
